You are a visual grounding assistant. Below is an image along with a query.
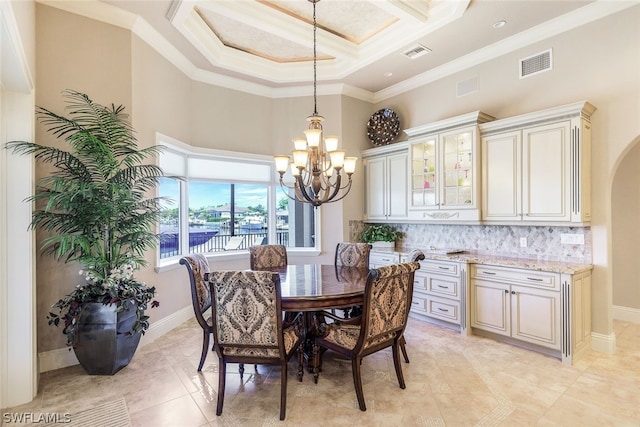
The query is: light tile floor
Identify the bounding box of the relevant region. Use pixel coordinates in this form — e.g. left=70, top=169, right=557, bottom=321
left=3, top=318, right=639, bottom=426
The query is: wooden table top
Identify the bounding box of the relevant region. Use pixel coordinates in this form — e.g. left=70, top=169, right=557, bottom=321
left=262, top=264, right=370, bottom=312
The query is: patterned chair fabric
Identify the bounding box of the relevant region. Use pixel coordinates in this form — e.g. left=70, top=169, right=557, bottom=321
left=313, top=261, right=421, bottom=411
left=249, top=244, right=288, bottom=270
left=334, top=242, right=372, bottom=268
left=399, top=250, right=425, bottom=363
left=179, top=254, right=213, bottom=371
left=209, top=270, right=304, bottom=420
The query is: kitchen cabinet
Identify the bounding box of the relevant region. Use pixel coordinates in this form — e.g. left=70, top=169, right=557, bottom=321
left=369, top=250, right=400, bottom=268
left=409, top=258, right=468, bottom=333
left=470, top=263, right=591, bottom=365
left=480, top=101, right=596, bottom=224
left=405, top=111, right=494, bottom=223
left=362, top=143, right=408, bottom=221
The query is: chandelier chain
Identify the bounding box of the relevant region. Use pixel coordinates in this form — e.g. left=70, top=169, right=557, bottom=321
left=312, top=0, right=318, bottom=116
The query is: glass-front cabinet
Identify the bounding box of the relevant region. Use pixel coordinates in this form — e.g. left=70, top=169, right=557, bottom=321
left=406, top=111, right=494, bottom=222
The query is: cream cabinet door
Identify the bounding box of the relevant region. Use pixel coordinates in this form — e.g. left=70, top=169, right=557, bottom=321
left=364, top=156, right=387, bottom=219
left=522, top=121, right=572, bottom=222
left=510, top=285, right=561, bottom=350
left=470, top=279, right=510, bottom=336
left=387, top=151, right=408, bottom=220
left=364, top=151, right=407, bottom=220
left=481, top=130, right=521, bottom=221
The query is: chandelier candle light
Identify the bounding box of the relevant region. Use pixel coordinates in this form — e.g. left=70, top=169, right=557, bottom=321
left=274, top=0, right=357, bottom=207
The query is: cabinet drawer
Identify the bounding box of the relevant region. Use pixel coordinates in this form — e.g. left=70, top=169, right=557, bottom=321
left=414, top=272, right=460, bottom=300
left=411, top=291, right=460, bottom=324
left=420, top=259, right=459, bottom=276
left=369, top=252, right=399, bottom=267
left=471, top=264, right=559, bottom=291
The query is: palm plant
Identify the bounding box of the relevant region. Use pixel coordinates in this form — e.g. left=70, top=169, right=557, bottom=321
left=6, top=89, right=168, bottom=347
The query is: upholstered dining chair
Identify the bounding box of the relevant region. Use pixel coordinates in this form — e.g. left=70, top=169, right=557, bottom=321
left=334, top=242, right=372, bottom=268
left=313, top=260, right=421, bottom=411
left=249, top=244, right=288, bottom=270
left=179, top=254, right=214, bottom=371
left=334, top=242, right=372, bottom=318
left=398, top=249, right=425, bottom=363
left=209, top=270, right=305, bottom=420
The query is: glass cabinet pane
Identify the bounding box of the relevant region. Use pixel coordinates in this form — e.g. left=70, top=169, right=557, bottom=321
left=410, top=137, right=438, bottom=208
left=442, top=131, right=473, bottom=208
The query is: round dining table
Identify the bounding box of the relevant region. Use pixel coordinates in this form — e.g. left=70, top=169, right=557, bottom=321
left=261, top=264, right=371, bottom=382
left=264, top=264, right=370, bottom=312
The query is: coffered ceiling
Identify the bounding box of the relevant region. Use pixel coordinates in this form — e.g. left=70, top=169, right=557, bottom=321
left=43, top=0, right=629, bottom=99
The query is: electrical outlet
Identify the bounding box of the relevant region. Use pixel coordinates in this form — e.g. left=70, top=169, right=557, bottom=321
left=561, top=233, right=585, bottom=245
left=519, top=237, right=527, bottom=248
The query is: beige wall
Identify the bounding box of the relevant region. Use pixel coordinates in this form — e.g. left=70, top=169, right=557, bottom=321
left=612, top=137, right=640, bottom=309
left=35, top=5, right=133, bottom=352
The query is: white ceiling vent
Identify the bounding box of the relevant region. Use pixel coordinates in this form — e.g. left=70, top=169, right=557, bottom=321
left=402, top=44, right=431, bottom=59
left=519, top=49, right=552, bottom=79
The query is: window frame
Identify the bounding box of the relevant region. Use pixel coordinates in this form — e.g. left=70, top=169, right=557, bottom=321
left=155, top=133, right=321, bottom=272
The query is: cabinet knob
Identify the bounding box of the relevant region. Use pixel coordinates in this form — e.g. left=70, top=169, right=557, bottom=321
left=511, top=290, right=516, bottom=295
left=504, top=289, right=509, bottom=294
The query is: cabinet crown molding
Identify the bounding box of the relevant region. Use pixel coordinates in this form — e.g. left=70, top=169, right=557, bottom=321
left=404, top=111, right=495, bottom=138
left=479, top=101, right=596, bottom=135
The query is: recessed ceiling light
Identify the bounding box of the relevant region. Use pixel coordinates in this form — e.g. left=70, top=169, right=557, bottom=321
left=384, top=72, right=393, bottom=77
left=493, top=20, right=507, bottom=29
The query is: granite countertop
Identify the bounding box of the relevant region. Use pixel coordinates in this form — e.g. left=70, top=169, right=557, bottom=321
left=376, top=247, right=593, bottom=274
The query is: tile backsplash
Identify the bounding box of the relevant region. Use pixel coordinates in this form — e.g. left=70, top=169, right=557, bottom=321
left=350, top=221, right=591, bottom=263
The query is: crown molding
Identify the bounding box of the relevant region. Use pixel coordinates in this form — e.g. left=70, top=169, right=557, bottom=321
left=38, top=0, right=635, bottom=104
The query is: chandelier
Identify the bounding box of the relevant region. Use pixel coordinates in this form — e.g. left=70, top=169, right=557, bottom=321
left=274, top=0, right=357, bottom=208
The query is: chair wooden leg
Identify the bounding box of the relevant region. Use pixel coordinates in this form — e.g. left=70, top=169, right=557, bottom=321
left=399, top=335, right=410, bottom=363
left=198, top=330, right=209, bottom=371
left=216, top=358, right=226, bottom=416
left=312, top=343, right=320, bottom=383
left=352, top=357, right=366, bottom=411
left=392, top=343, right=406, bottom=389
left=297, top=345, right=304, bottom=382
left=279, top=361, right=288, bottom=420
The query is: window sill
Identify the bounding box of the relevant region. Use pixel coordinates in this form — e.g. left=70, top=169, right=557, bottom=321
left=154, top=248, right=322, bottom=274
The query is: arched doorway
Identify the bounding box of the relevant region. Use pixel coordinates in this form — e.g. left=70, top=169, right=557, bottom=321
left=611, top=135, right=640, bottom=322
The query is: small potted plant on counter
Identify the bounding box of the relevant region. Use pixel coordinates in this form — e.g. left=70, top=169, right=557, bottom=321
left=360, top=224, right=402, bottom=250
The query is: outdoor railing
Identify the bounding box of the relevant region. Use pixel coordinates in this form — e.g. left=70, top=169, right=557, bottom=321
left=160, top=231, right=290, bottom=259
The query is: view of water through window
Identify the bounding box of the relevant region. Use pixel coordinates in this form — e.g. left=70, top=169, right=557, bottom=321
left=158, top=178, right=300, bottom=258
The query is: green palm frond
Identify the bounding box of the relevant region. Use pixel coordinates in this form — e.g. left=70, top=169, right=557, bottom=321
left=5, top=89, right=170, bottom=280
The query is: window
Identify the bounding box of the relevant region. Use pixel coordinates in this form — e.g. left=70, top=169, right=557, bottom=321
left=157, top=136, right=316, bottom=261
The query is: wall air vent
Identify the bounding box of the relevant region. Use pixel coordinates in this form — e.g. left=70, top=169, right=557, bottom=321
left=402, top=44, right=431, bottom=59
left=457, top=76, right=478, bottom=97
left=520, top=49, right=552, bottom=79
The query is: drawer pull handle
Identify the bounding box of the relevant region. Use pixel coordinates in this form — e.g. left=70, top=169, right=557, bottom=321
left=483, top=271, right=496, bottom=275
left=527, top=277, right=544, bottom=282
left=412, top=302, right=419, bottom=305
left=438, top=266, right=449, bottom=270
left=437, top=285, right=448, bottom=288
left=437, top=308, right=449, bottom=312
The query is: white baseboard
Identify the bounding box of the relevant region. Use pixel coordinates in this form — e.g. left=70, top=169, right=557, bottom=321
left=38, top=305, right=194, bottom=373
left=612, top=305, right=640, bottom=324
left=591, top=330, right=616, bottom=354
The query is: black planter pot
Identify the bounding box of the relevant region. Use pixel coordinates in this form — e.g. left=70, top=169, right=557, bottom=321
left=73, top=301, right=142, bottom=375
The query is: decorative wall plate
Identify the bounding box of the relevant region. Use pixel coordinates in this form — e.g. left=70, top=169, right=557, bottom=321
left=367, top=108, right=400, bottom=146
